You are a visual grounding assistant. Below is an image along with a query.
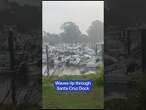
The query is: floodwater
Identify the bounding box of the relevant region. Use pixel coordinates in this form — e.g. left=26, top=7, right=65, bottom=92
left=42, top=63, right=101, bottom=76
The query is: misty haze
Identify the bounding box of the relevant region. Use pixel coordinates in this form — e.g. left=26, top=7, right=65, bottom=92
left=42, top=1, right=104, bottom=109
left=42, top=1, right=104, bottom=76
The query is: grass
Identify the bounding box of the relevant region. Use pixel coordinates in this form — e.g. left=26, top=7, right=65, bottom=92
left=0, top=104, right=40, bottom=110
left=42, top=65, right=104, bottom=109
left=105, top=73, right=146, bottom=110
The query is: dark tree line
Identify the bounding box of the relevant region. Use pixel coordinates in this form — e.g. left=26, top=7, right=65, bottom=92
left=43, top=20, right=103, bottom=45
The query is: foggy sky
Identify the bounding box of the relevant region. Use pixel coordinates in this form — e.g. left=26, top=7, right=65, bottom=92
left=43, top=1, right=104, bottom=34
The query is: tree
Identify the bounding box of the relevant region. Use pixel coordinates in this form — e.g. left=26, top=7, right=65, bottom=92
left=87, top=20, right=103, bottom=43
left=60, top=22, right=81, bottom=43
left=43, top=32, right=61, bottom=45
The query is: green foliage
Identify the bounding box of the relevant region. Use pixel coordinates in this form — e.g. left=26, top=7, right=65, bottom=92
left=0, top=104, right=40, bottom=110
left=95, top=64, right=104, bottom=87
left=105, top=74, right=146, bottom=110
left=42, top=66, right=104, bottom=109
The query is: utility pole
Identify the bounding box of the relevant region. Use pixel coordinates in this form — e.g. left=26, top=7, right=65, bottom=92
left=8, top=28, right=17, bottom=105
left=95, top=43, right=98, bottom=56
left=46, top=45, right=49, bottom=75
left=127, top=30, right=131, bottom=55
left=8, top=29, right=15, bottom=70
